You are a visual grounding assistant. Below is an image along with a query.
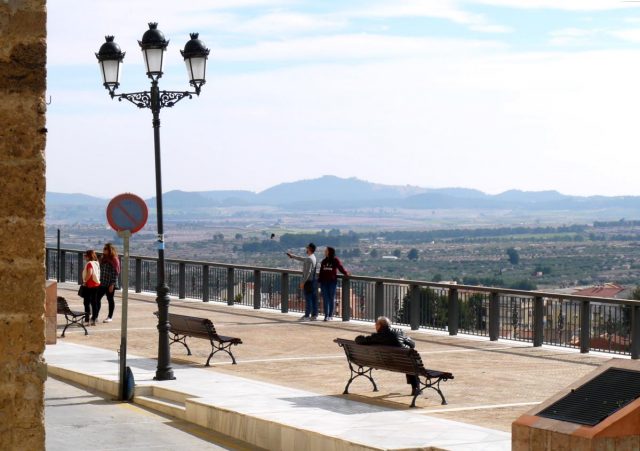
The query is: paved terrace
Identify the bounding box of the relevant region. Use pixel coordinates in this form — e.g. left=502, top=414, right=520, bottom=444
left=51, top=285, right=612, bottom=433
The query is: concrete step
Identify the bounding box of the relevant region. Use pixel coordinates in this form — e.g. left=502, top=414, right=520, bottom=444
left=134, top=393, right=187, bottom=420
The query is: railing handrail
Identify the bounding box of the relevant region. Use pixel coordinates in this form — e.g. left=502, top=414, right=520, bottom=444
left=46, top=246, right=640, bottom=307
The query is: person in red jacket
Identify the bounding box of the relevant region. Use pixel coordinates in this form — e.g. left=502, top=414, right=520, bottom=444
left=81, top=249, right=101, bottom=326
left=318, top=246, right=349, bottom=321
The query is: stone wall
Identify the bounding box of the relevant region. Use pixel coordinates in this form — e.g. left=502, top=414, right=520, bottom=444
left=0, top=1, right=47, bottom=450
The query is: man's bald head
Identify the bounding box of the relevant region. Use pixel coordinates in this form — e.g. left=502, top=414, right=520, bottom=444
left=375, top=316, right=391, bottom=332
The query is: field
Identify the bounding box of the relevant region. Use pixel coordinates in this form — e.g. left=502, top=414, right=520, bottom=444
left=47, top=207, right=640, bottom=293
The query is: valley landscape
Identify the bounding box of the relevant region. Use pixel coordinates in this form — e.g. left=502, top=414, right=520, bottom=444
left=47, top=176, right=640, bottom=294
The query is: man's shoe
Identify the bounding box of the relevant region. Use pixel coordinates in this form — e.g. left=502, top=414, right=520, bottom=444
left=310, top=316, right=318, bottom=321
left=299, top=316, right=310, bottom=321
left=103, top=318, right=112, bottom=323
left=323, top=317, right=328, bottom=322
left=90, top=320, right=96, bottom=326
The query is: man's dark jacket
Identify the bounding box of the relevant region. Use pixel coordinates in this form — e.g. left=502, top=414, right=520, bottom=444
left=355, top=327, right=415, bottom=349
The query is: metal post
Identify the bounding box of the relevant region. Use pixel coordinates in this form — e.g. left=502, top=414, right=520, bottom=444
left=489, top=292, right=499, bottom=341
left=281, top=273, right=289, bottom=313
left=118, top=230, right=131, bottom=400
left=533, top=296, right=544, bottom=347
left=341, top=277, right=351, bottom=321
left=77, top=251, right=84, bottom=285
left=178, top=262, right=186, bottom=299
left=448, top=288, right=459, bottom=336
left=580, top=300, right=591, bottom=354
left=410, top=284, right=420, bottom=331
left=60, top=250, right=66, bottom=282
left=151, top=80, right=174, bottom=381
left=45, top=248, right=51, bottom=280
left=202, top=265, right=209, bottom=302
left=56, top=229, right=61, bottom=282
left=253, top=270, right=261, bottom=309
left=227, top=267, right=235, bottom=305
left=631, top=305, right=640, bottom=360
left=135, top=258, right=142, bottom=293
left=374, top=281, right=384, bottom=319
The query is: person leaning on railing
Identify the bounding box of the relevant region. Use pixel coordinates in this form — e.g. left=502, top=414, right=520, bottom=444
left=356, top=316, right=420, bottom=395
left=318, top=246, right=349, bottom=321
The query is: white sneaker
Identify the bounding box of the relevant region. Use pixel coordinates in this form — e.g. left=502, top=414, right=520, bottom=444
left=299, top=316, right=310, bottom=321
left=103, top=318, right=112, bottom=323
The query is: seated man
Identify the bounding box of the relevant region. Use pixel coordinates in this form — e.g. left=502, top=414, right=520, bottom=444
left=355, top=316, right=420, bottom=395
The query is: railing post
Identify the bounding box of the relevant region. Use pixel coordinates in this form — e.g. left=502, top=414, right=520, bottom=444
left=45, top=248, right=51, bottom=279
left=135, top=258, right=142, bottom=293
left=281, top=273, right=289, bottom=313
left=202, top=265, right=209, bottom=302
left=489, top=292, right=499, bottom=341
left=580, top=300, right=591, bottom=354
left=178, top=262, right=186, bottom=299
left=227, top=267, right=235, bottom=305
left=374, top=281, right=384, bottom=319
left=341, top=277, right=351, bottom=321
left=448, top=288, right=458, bottom=336
left=410, top=284, right=420, bottom=331
left=253, top=270, right=261, bottom=309
left=631, top=305, right=640, bottom=360
left=77, top=251, right=83, bottom=284
left=60, top=250, right=66, bottom=282
left=533, top=296, right=544, bottom=347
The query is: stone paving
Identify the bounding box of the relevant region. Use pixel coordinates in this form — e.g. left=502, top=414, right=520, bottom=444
left=54, top=285, right=611, bottom=433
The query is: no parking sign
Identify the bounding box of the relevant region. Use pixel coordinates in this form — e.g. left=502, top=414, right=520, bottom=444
left=106, top=193, right=148, bottom=233
left=106, top=193, right=147, bottom=401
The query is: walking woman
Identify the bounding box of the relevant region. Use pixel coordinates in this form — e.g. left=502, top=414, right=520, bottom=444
left=98, top=243, right=120, bottom=323
left=318, top=246, right=349, bottom=321
left=81, top=249, right=101, bottom=326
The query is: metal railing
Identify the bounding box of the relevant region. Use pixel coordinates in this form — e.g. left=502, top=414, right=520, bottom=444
left=46, top=247, right=640, bottom=359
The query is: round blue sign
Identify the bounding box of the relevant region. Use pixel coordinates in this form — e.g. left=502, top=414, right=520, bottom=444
left=106, top=193, right=148, bottom=233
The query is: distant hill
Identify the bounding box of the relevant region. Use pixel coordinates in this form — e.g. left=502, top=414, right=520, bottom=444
left=257, top=175, right=427, bottom=205
left=46, top=192, right=106, bottom=206
left=46, top=176, right=640, bottom=220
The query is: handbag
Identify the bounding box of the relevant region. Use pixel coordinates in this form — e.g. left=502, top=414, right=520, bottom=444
left=78, top=285, right=87, bottom=298
left=303, top=280, right=313, bottom=294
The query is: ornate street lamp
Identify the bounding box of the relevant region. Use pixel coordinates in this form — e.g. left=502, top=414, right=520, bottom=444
left=96, top=23, right=210, bottom=381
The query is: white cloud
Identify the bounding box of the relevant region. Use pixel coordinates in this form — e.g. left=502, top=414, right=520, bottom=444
left=548, top=28, right=602, bottom=46
left=213, top=34, right=506, bottom=62
left=610, top=28, right=640, bottom=43
left=467, top=0, right=638, bottom=11
left=355, top=0, right=512, bottom=34
left=235, top=12, right=348, bottom=35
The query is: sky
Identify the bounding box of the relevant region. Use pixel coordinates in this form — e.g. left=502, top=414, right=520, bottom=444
left=46, top=0, right=640, bottom=198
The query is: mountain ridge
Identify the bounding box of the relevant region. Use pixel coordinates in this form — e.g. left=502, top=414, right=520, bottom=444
left=46, top=175, right=640, bottom=213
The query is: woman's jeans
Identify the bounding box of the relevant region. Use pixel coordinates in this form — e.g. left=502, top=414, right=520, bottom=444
left=97, top=285, right=116, bottom=319
left=83, top=287, right=100, bottom=321
left=321, top=281, right=337, bottom=318
left=304, top=279, right=318, bottom=317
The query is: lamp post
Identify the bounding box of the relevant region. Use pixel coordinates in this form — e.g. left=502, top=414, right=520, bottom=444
left=96, top=23, right=209, bottom=381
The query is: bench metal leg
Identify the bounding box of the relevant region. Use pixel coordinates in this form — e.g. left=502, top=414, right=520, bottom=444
left=169, top=333, right=191, bottom=355
left=412, top=375, right=448, bottom=407
left=343, top=365, right=378, bottom=394
left=62, top=314, right=88, bottom=337
left=206, top=341, right=237, bottom=366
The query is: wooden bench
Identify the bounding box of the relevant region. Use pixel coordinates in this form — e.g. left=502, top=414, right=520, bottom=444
left=57, top=296, right=88, bottom=337
left=334, top=338, right=454, bottom=407
left=155, top=312, right=242, bottom=366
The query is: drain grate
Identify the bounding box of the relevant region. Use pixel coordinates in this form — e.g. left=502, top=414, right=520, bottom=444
left=538, top=368, right=640, bottom=426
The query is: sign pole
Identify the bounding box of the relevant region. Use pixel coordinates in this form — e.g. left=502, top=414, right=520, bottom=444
left=106, top=193, right=148, bottom=401
left=118, top=229, right=131, bottom=401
